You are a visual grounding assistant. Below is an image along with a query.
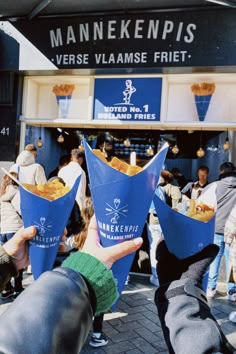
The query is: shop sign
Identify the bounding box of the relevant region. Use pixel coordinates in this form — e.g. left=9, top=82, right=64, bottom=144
left=11, top=9, right=236, bottom=69
left=93, top=78, right=162, bottom=121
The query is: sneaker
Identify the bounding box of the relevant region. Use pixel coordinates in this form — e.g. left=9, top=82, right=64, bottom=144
left=1, top=289, right=14, bottom=299
left=125, top=275, right=130, bottom=286
left=13, top=288, right=25, bottom=299
left=227, top=290, right=236, bottom=302
left=206, top=288, right=217, bottom=298
left=150, top=276, right=159, bottom=287
left=229, top=311, right=236, bottom=323
left=89, top=333, right=108, bottom=347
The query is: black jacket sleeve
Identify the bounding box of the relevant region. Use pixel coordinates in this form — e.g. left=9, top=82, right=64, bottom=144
left=0, top=247, right=18, bottom=292
left=0, top=268, right=95, bottom=354
left=155, top=279, right=235, bottom=354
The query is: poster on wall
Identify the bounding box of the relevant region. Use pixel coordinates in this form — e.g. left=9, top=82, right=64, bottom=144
left=93, top=77, right=162, bottom=121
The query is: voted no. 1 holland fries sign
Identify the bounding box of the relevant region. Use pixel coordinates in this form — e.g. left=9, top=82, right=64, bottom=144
left=83, top=139, right=168, bottom=302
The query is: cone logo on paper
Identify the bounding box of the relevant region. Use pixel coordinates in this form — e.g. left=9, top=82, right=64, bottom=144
left=191, top=82, right=215, bottom=121
left=52, top=84, right=75, bottom=118
left=20, top=175, right=81, bottom=279
left=106, top=198, right=128, bottom=223
left=83, top=139, right=169, bottom=303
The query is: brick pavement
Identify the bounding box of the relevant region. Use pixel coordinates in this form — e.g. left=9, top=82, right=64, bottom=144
left=0, top=273, right=235, bottom=353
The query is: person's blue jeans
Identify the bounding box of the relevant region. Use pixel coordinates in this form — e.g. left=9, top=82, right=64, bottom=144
left=147, top=220, right=163, bottom=282
left=208, top=233, right=235, bottom=293
left=0, top=233, right=15, bottom=245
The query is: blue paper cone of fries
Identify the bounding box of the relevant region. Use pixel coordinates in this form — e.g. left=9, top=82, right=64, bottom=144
left=19, top=176, right=81, bottom=279
left=194, top=94, right=212, bottom=121
left=83, top=139, right=168, bottom=302
left=153, top=184, right=217, bottom=290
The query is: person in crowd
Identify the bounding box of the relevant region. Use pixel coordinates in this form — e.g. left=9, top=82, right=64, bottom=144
left=58, top=148, right=87, bottom=209
left=48, top=154, right=70, bottom=179
left=170, top=167, right=188, bottom=190
left=224, top=203, right=236, bottom=323
left=155, top=239, right=235, bottom=354
left=181, top=165, right=209, bottom=199
left=0, top=221, right=235, bottom=353
left=95, top=132, right=115, bottom=162
left=0, top=165, right=24, bottom=298
left=146, top=176, right=166, bottom=287
left=159, top=170, right=182, bottom=208
left=16, top=144, right=47, bottom=185
left=206, top=162, right=236, bottom=300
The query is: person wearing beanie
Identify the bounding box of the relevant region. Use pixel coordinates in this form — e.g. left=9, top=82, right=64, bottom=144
left=16, top=145, right=46, bottom=185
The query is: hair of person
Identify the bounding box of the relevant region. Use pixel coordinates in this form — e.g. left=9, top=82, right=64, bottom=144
left=96, top=132, right=114, bottom=148
left=59, top=155, right=71, bottom=166
left=71, top=149, right=85, bottom=161
left=197, top=165, right=209, bottom=174
left=74, top=197, right=94, bottom=250
left=0, top=172, right=18, bottom=196
left=219, top=162, right=235, bottom=174
left=171, top=167, right=181, bottom=175
left=25, top=144, right=37, bottom=152
left=161, top=170, right=174, bottom=183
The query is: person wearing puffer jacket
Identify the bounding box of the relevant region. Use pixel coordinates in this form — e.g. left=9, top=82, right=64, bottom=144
left=16, top=144, right=46, bottom=185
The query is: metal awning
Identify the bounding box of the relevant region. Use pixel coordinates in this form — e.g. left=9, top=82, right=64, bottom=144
left=0, top=0, right=234, bottom=21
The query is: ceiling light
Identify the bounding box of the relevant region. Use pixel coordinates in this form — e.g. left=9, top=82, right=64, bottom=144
left=196, top=147, right=205, bottom=157
left=172, top=144, right=179, bottom=155
left=146, top=145, right=154, bottom=156
left=223, top=137, right=230, bottom=150
left=37, top=137, right=43, bottom=148
left=124, top=138, right=131, bottom=147
left=57, top=134, right=64, bottom=143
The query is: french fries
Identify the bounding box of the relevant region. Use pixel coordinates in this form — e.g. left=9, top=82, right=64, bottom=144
left=23, top=179, right=71, bottom=200
left=187, top=200, right=214, bottom=222
left=52, top=84, right=75, bottom=96
left=93, top=149, right=143, bottom=176
left=191, top=82, right=215, bottom=96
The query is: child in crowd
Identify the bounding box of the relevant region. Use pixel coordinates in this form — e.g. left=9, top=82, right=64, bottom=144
left=0, top=165, right=24, bottom=299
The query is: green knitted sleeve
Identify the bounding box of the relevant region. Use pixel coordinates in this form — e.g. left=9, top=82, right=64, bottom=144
left=62, top=251, right=118, bottom=315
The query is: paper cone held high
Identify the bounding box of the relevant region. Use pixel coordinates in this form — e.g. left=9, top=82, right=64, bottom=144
left=153, top=183, right=217, bottom=289
left=83, top=139, right=168, bottom=299
left=19, top=176, right=81, bottom=280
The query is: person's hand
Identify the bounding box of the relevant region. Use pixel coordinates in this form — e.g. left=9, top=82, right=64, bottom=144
left=81, top=215, right=143, bottom=269
left=2, top=226, right=37, bottom=270
left=156, top=239, right=219, bottom=287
